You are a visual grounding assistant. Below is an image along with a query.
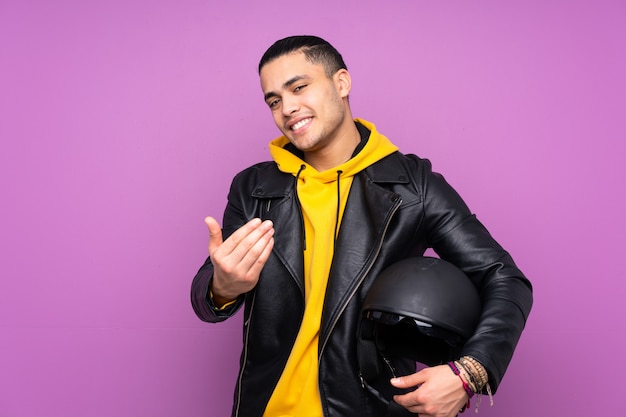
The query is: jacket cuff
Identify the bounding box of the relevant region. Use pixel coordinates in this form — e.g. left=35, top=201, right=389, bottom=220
left=191, top=262, right=242, bottom=322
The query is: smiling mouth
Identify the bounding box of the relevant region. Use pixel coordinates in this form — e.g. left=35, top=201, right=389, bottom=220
left=291, top=118, right=312, bottom=131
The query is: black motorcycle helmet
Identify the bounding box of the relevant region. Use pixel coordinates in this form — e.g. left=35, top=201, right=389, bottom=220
left=361, top=256, right=482, bottom=366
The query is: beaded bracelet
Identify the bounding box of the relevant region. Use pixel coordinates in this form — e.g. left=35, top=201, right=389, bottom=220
left=447, top=361, right=472, bottom=413
left=457, top=357, right=494, bottom=413
left=459, top=356, right=488, bottom=390
left=454, top=360, right=478, bottom=393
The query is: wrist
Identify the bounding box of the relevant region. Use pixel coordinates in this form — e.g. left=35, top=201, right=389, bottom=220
left=447, top=361, right=472, bottom=413
left=447, top=361, right=474, bottom=398
left=209, top=283, right=238, bottom=310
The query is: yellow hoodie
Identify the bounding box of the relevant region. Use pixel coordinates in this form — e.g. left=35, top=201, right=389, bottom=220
left=263, top=119, right=398, bottom=417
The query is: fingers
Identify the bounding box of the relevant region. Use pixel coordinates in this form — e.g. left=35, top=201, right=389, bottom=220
left=392, top=392, right=420, bottom=414
left=390, top=373, right=424, bottom=413
left=219, top=218, right=273, bottom=263
left=205, top=217, right=273, bottom=261
left=391, top=371, right=425, bottom=389
left=247, top=230, right=274, bottom=279
left=227, top=219, right=274, bottom=277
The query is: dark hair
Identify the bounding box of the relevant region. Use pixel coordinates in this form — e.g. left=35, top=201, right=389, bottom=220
left=258, top=35, right=347, bottom=77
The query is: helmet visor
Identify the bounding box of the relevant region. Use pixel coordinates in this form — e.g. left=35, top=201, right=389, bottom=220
left=365, top=310, right=464, bottom=347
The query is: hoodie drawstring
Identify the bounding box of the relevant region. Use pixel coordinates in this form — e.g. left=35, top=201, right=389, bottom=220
left=295, top=164, right=307, bottom=251
left=334, top=170, right=343, bottom=251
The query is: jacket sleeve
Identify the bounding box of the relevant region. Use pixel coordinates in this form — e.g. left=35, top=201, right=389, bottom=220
left=417, top=157, right=533, bottom=393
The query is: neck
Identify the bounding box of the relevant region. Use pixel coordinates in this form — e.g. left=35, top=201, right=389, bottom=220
left=304, top=119, right=361, bottom=172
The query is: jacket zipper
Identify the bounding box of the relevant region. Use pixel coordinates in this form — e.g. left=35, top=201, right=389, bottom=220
left=381, top=355, right=398, bottom=378
left=234, top=291, right=256, bottom=417
left=318, top=196, right=402, bottom=359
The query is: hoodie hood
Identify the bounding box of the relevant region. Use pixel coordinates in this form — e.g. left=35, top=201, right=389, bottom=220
left=268, top=118, right=398, bottom=181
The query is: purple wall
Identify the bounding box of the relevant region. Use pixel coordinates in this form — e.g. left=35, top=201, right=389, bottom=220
left=1, top=1, right=624, bottom=416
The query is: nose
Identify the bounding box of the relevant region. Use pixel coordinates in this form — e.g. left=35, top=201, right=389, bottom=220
left=281, top=94, right=300, bottom=116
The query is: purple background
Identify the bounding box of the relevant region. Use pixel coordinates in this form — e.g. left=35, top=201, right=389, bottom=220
left=1, top=1, right=624, bottom=416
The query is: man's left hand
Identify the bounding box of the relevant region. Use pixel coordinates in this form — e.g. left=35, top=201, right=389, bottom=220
left=390, top=364, right=469, bottom=416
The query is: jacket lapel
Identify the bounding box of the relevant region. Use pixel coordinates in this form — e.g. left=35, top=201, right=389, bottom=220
left=319, top=154, right=407, bottom=346
left=252, top=168, right=305, bottom=295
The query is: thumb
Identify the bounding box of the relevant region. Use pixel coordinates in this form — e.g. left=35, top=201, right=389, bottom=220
left=205, top=216, right=223, bottom=255
left=390, top=370, right=426, bottom=389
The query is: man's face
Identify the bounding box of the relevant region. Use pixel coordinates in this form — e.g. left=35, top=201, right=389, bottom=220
left=260, top=51, right=350, bottom=153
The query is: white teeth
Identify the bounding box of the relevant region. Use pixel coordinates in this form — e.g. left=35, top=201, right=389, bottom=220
left=291, top=118, right=311, bottom=130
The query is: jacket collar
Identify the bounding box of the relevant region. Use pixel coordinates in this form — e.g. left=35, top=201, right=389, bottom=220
left=363, top=151, right=411, bottom=185
left=251, top=150, right=409, bottom=199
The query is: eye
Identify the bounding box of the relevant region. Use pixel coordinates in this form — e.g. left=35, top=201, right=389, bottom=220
left=293, top=84, right=307, bottom=93
left=267, top=98, right=281, bottom=109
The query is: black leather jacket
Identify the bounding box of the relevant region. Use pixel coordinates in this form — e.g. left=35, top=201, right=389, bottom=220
left=191, top=150, right=533, bottom=417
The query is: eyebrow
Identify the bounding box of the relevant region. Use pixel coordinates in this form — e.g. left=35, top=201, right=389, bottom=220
left=264, top=75, right=310, bottom=102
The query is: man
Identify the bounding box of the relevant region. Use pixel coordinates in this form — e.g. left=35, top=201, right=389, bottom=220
left=191, top=35, right=533, bottom=417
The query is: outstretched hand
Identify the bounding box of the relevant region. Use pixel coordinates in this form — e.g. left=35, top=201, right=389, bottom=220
left=205, top=216, right=274, bottom=306
left=390, top=364, right=469, bottom=417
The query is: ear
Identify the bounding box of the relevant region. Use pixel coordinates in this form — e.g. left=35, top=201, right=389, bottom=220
left=334, top=69, right=352, bottom=99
